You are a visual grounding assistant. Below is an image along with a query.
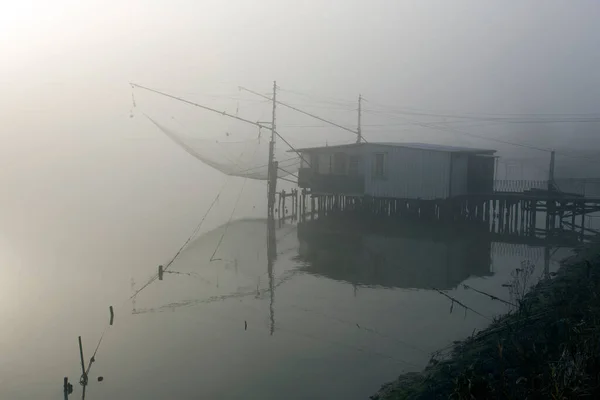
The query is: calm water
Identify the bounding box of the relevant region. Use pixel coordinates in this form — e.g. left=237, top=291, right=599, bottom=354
left=1, top=212, right=567, bottom=399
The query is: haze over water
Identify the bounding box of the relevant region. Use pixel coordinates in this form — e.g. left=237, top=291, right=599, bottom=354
left=2, top=1, right=600, bottom=399
left=1, top=207, right=566, bottom=399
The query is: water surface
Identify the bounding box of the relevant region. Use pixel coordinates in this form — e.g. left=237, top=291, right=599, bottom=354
left=1, top=215, right=569, bottom=399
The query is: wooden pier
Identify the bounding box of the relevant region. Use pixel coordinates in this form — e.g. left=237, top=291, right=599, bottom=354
left=276, top=187, right=600, bottom=246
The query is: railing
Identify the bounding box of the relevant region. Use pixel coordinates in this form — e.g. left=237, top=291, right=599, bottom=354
left=493, top=178, right=600, bottom=197
left=554, top=178, right=600, bottom=197
left=493, top=180, right=548, bottom=193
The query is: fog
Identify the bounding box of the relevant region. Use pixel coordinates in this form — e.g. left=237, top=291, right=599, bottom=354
left=1, top=1, right=600, bottom=398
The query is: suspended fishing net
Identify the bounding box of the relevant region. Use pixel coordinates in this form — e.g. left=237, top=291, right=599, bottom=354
left=145, top=116, right=300, bottom=180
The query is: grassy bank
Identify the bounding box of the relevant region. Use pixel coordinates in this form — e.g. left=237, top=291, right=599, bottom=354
left=372, top=241, right=600, bottom=400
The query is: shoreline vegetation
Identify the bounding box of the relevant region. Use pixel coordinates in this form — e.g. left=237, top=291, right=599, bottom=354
left=372, top=240, right=600, bottom=399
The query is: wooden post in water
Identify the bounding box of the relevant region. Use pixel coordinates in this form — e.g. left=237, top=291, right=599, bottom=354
left=520, top=200, right=525, bottom=233
left=291, top=189, right=295, bottom=219
left=544, top=246, right=550, bottom=279
left=63, top=377, right=71, bottom=400
left=581, top=201, right=586, bottom=241
left=530, top=200, right=536, bottom=236
left=317, top=196, right=321, bottom=217
left=548, top=150, right=556, bottom=191
left=282, top=189, right=287, bottom=217
left=513, top=202, right=517, bottom=232
left=303, top=190, right=307, bottom=220
left=497, top=200, right=502, bottom=230
left=505, top=201, right=511, bottom=233
left=267, top=81, right=278, bottom=217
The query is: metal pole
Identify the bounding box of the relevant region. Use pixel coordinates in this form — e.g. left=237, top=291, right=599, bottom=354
left=271, top=81, right=277, bottom=145
left=268, top=81, right=277, bottom=216
left=356, top=94, right=362, bottom=143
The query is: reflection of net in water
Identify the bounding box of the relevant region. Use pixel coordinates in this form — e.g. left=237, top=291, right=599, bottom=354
left=132, top=269, right=298, bottom=314
left=130, top=220, right=298, bottom=311
left=146, top=116, right=300, bottom=180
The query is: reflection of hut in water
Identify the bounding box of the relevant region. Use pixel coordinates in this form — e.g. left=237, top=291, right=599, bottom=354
left=296, top=217, right=493, bottom=290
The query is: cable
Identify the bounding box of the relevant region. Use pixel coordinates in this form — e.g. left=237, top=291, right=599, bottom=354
left=238, top=86, right=366, bottom=143
left=363, top=108, right=550, bottom=152
left=280, top=88, right=600, bottom=122
left=237, top=157, right=300, bottom=174
left=74, top=180, right=227, bottom=392
left=362, top=107, right=600, bottom=165
left=277, top=87, right=356, bottom=107
left=277, top=166, right=299, bottom=179
left=278, top=101, right=357, bottom=112
left=288, top=304, right=430, bottom=354
left=129, top=187, right=224, bottom=301
left=432, top=288, right=492, bottom=321
left=363, top=99, right=600, bottom=120
left=209, top=141, right=260, bottom=262
left=365, top=107, right=600, bottom=123
left=279, top=176, right=296, bottom=184
left=210, top=178, right=248, bottom=262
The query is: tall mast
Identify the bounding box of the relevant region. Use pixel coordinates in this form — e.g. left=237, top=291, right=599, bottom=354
left=271, top=81, right=277, bottom=146
left=267, top=81, right=278, bottom=216
left=267, top=81, right=277, bottom=334
left=356, top=94, right=362, bottom=143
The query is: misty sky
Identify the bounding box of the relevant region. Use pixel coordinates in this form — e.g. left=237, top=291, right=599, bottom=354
left=3, top=1, right=600, bottom=149
left=1, top=1, right=600, bottom=301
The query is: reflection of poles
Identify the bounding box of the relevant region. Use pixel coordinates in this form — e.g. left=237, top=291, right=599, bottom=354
left=267, top=215, right=277, bottom=335
left=544, top=246, right=550, bottom=279
left=547, top=150, right=557, bottom=235
left=494, top=157, right=499, bottom=181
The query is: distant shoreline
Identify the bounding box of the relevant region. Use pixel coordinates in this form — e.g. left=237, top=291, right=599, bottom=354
left=372, top=239, right=600, bottom=399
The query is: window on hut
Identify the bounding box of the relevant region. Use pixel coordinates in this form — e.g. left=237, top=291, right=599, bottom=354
left=333, top=152, right=347, bottom=175
left=311, top=153, right=319, bottom=172
left=349, top=155, right=360, bottom=176
left=373, top=153, right=387, bottom=179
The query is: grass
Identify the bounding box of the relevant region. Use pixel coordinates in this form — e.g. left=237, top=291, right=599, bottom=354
left=372, top=242, right=600, bottom=400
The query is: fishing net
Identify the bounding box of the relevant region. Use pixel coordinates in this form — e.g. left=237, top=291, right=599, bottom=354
left=145, top=116, right=300, bottom=180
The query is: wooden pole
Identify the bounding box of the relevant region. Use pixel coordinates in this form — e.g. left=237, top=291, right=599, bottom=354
left=581, top=201, right=586, bottom=241
left=530, top=200, right=537, bottom=236
left=513, top=202, right=517, bottom=232
left=520, top=200, right=525, bottom=233
left=544, top=246, right=550, bottom=279
left=63, top=377, right=69, bottom=400
left=78, top=336, right=87, bottom=386
left=548, top=150, right=555, bottom=191
left=267, top=81, right=277, bottom=216
left=356, top=94, right=362, bottom=143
